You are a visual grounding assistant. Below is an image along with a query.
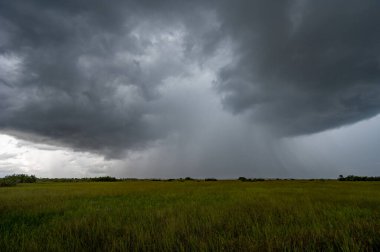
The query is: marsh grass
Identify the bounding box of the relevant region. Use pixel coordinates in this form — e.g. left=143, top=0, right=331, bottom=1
left=0, top=181, right=379, bottom=251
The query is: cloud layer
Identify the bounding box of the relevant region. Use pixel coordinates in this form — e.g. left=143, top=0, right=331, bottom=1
left=215, top=0, right=380, bottom=135
left=0, top=0, right=219, bottom=157
left=0, top=0, right=380, bottom=162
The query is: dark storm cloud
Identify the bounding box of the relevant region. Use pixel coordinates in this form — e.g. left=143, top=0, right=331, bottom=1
left=0, top=0, right=380, bottom=160
left=0, top=0, right=217, bottom=157
left=215, top=0, right=380, bottom=135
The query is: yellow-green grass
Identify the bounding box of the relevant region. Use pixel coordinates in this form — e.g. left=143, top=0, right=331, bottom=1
left=1, top=181, right=379, bottom=251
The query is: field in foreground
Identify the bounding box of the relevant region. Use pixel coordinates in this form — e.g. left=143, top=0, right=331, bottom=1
left=0, top=180, right=379, bottom=251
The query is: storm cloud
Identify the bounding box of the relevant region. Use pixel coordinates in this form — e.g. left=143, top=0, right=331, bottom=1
left=0, top=0, right=219, bottom=157
left=215, top=0, right=380, bottom=135
left=0, top=0, right=380, bottom=165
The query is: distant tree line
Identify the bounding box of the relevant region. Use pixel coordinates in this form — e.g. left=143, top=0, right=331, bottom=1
left=3, top=174, right=379, bottom=187
left=238, top=177, right=265, bottom=182
left=0, top=175, right=120, bottom=186
left=338, top=175, right=380, bottom=181
left=38, top=176, right=118, bottom=183
left=0, top=174, right=37, bottom=187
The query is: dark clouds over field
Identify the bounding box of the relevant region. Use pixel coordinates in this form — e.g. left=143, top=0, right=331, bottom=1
left=0, top=0, right=379, bottom=176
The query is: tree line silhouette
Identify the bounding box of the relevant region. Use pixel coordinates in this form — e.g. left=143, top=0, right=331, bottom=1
left=338, top=175, right=380, bottom=181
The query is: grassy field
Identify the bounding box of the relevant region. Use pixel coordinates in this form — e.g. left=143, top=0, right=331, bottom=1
left=0, top=180, right=379, bottom=251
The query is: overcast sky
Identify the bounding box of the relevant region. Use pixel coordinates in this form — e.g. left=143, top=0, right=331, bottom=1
left=0, top=0, right=379, bottom=178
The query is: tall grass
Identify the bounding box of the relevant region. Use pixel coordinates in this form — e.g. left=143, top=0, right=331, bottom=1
left=0, top=181, right=379, bottom=251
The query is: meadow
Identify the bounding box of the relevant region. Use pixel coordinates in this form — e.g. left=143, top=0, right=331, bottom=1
left=0, top=180, right=379, bottom=251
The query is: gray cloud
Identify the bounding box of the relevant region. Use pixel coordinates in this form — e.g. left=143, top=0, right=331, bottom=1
left=0, top=0, right=219, bottom=157
left=0, top=0, right=379, bottom=165
left=215, top=0, right=380, bottom=135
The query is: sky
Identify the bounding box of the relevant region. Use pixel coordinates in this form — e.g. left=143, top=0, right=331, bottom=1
left=0, top=0, right=379, bottom=178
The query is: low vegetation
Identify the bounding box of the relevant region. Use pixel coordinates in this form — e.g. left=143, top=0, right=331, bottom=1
left=6, top=174, right=374, bottom=186
left=0, top=174, right=37, bottom=187
left=238, top=177, right=265, bottom=182
left=0, top=180, right=379, bottom=251
left=338, top=175, right=380, bottom=181
left=37, top=176, right=119, bottom=183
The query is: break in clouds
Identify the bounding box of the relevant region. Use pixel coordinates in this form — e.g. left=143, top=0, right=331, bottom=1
left=0, top=0, right=379, bottom=177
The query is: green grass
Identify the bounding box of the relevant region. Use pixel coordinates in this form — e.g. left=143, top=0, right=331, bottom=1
left=0, top=181, right=379, bottom=251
